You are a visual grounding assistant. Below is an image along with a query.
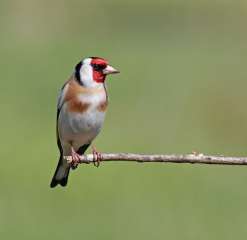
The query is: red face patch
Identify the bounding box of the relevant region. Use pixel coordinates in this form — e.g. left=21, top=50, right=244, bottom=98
left=91, top=58, right=108, bottom=66
left=91, top=57, right=108, bottom=83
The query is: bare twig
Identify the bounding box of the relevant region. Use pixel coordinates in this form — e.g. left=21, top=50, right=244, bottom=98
left=65, top=153, right=247, bottom=166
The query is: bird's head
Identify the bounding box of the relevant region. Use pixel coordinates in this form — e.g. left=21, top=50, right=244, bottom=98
left=74, top=57, right=120, bottom=87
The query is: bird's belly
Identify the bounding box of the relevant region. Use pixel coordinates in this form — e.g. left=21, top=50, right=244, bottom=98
left=58, top=105, right=105, bottom=149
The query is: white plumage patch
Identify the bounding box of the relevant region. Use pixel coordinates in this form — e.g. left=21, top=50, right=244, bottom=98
left=77, top=58, right=98, bottom=88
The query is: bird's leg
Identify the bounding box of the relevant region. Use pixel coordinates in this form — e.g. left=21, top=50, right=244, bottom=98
left=92, top=146, right=102, bottom=167
left=70, top=147, right=81, bottom=169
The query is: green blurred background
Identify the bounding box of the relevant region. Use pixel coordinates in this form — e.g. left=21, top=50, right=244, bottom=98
left=1, top=0, right=247, bottom=239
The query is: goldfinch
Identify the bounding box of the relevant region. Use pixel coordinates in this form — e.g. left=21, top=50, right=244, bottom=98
left=50, top=57, right=119, bottom=188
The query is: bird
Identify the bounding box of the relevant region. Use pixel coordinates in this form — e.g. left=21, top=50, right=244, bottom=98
left=50, top=57, right=120, bottom=188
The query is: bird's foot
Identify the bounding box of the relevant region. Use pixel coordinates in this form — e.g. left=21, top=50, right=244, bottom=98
left=70, top=147, right=81, bottom=169
left=92, top=146, right=102, bottom=167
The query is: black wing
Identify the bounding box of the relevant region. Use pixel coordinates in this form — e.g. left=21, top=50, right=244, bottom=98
left=56, top=107, right=63, bottom=157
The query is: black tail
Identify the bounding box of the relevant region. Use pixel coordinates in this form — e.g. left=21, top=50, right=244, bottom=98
left=50, top=156, right=70, bottom=188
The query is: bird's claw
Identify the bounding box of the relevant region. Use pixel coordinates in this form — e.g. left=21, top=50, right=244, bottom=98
left=92, top=146, right=102, bottom=167
left=70, top=148, right=81, bottom=169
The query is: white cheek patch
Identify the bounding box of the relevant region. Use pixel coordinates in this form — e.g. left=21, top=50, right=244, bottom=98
left=79, top=58, right=102, bottom=88
left=80, top=64, right=93, bottom=84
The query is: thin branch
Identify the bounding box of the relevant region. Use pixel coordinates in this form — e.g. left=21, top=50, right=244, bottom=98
left=65, top=153, right=247, bottom=166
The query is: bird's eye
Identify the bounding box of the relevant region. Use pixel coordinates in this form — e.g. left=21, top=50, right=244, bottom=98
left=92, top=64, right=106, bottom=71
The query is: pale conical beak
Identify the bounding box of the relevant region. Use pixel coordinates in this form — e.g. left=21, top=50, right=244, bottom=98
left=103, top=65, right=120, bottom=75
